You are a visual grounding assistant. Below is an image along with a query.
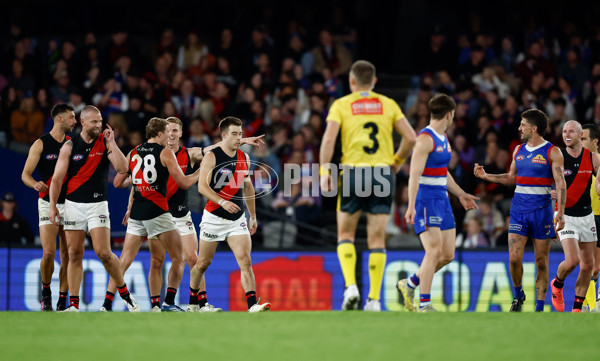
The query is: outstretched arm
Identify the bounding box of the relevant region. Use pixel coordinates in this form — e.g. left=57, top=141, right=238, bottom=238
left=474, top=147, right=518, bottom=186
left=550, top=146, right=566, bottom=232
left=447, top=173, right=479, bottom=211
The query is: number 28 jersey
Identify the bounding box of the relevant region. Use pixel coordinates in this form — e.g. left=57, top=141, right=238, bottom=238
left=326, top=90, right=405, bottom=166
left=130, top=142, right=169, bottom=221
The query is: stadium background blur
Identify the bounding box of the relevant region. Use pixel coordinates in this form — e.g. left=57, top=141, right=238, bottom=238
left=1, top=0, right=600, bottom=311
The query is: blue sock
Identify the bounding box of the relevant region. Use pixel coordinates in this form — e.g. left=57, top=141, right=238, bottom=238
left=407, top=274, right=420, bottom=289
left=514, top=285, right=524, bottom=298
left=535, top=300, right=544, bottom=312
left=419, top=293, right=431, bottom=307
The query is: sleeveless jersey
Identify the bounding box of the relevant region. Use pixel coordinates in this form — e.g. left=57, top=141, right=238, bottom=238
left=512, top=141, right=555, bottom=212
left=204, top=147, right=248, bottom=221
left=561, top=147, right=593, bottom=217
left=166, top=147, right=192, bottom=218
left=66, top=133, right=109, bottom=203
left=38, top=133, right=70, bottom=203
left=326, top=90, right=405, bottom=166
left=416, top=126, right=452, bottom=199
left=130, top=142, right=170, bottom=221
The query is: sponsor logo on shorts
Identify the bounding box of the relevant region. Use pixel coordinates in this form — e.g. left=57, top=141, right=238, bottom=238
left=45, top=154, right=58, bottom=160
left=516, top=155, right=524, bottom=161
left=420, top=219, right=425, bottom=227
left=72, top=154, right=84, bottom=161
left=99, top=215, right=107, bottom=223
left=564, top=169, right=573, bottom=176
left=64, top=221, right=76, bottom=225
left=592, top=227, right=596, bottom=233
left=545, top=225, right=552, bottom=229
left=40, top=217, right=49, bottom=221
left=509, top=224, right=522, bottom=231
left=240, top=222, right=246, bottom=228
left=186, top=221, right=193, bottom=226
left=428, top=216, right=442, bottom=225
left=202, top=232, right=218, bottom=239
left=560, top=230, right=575, bottom=235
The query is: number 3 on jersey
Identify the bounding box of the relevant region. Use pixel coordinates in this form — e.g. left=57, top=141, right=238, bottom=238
left=131, top=154, right=157, bottom=184
left=363, top=122, right=379, bottom=154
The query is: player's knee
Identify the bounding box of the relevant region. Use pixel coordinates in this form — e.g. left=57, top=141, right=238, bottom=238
left=41, top=250, right=55, bottom=262
left=95, top=250, right=113, bottom=264
left=565, top=256, right=580, bottom=272
left=150, top=256, right=164, bottom=270
left=440, top=252, right=454, bottom=266
left=580, top=260, right=594, bottom=273
left=426, top=246, right=442, bottom=260
left=186, top=254, right=198, bottom=269
left=195, top=259, right=212, bottom=272
left=68, top=248, right=84, bottom=261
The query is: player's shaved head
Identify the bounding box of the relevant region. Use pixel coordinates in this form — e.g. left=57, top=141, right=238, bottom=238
left=80, top=105, right=101, bottom=119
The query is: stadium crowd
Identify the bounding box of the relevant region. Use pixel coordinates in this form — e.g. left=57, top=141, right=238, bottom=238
left=2, top=8, right=600, bottom=249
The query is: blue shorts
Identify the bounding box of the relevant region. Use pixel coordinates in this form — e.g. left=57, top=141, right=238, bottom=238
left=509, top=205, right=555, bottom=239
left=413, top=197, right=456, bottom=235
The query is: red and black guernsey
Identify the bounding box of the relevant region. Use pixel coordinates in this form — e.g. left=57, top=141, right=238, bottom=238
left=166, top=147, right=192, bottom=218
left=205, top=147, right=249, bottom=221
left=38, top=133, right=70, bottom=203
left=561, top=147, right=594, bottom=217
left=66, top=133, right=109, bottom=203
left=130, top=142, right=170, bottom=221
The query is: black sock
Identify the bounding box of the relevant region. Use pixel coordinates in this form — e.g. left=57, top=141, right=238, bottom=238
left=574, top=295, right=585, bottom=310
left=151, top=295, right=161, bottom=308
left=57, top=292, right=68, bottom=308
left=165, top=287, right=177, bottom=305
left=554, top=276, right=564, bottom=289
left=593, top=276, right=598, bottom=283
left=198, top=291, right=208, bottom=308
left=117, top=284, right=131, bottom=300
left=102, top=292, right=115, bottom=310
left=42, top=282, right=51, bottom=297
left=246, top=291, right=257, bottom=309
left=69, top=296, right=79, bottom=309
left=189, top=288, right=199, bottom=305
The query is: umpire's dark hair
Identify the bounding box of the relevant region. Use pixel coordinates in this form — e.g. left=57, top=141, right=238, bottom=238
left=521, top=109, right=549, bottom=136
left=146, top=117, right=167, bottom=139
left=219, top=116, right=243, bottom=134
left=50, top=103, right=75, bottom=119
left=428, top=93, right=456, bottom=120
left=583, top=123, right=600, bottom=143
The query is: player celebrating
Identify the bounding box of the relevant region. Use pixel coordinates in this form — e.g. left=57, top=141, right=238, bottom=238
left=21, top=104, right=76, bottom=311
left=189, top=116, right=271, bottom=312
left=397, top=94, right=478, bottom=312
left=48, top=105, right=139, bottom=312
left=474, top=109, right=566, bottom=312
left=319, top=60, right=416, bottom=311
left=549, top=120, right=600, bottom=312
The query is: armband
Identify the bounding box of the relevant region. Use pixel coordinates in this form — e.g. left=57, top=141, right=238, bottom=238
left=394, top=155, right=406, bottom=167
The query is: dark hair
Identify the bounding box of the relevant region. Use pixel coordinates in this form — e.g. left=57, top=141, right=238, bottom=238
left=521, top=109, right=548, bottom=136
left=50, top=103, right=75, bottom=119
left=146, top=117, right=167, bottom=139
left=428, top=93, right=456, bottom=120
left=583, top=123, right=600, bottom=142
left=219, top=116, right=243, bottom=134
left=350, top=60, right=376, bottom=87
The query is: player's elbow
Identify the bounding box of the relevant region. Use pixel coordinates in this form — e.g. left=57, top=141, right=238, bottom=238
left=404, top=131, right=417, bottom=147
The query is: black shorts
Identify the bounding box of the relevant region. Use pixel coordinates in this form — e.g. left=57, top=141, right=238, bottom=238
left=595, top=215, right=600, bottom=247
left=337, top=166, right=395, bottom=215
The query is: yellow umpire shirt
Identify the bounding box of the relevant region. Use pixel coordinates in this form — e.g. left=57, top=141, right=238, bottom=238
left=592, top=175, right=600, bottom=216
left=326, top=90, right=405, bottom=166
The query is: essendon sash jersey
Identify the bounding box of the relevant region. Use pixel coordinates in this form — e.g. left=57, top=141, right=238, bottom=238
left=66, top=133, right=109, bottom=203
left=166, top=147, right=192, bottom=218
left=130, top=142, right=169, bottom=221
left=38, top=133, right=70, bottom=202
left=205, top=147, right=248, bottom=221
left=561, top=147, right=594, bottom=217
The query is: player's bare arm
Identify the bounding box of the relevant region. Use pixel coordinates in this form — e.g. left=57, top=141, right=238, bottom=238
left=550, top=146, right=566, bottom=231
left=122, top=187, right=134, bottom=226
left=113, top=151, right=132, bottom=188
left=21, top=139, right=47, bottom=192
left=104, top=124, right=128, bottom=173
left=392, top=116, right=417, bottom=169
left=243, top=154, right=257, bottom=235
left=319, top=120, right=340, bottom=192
left=48, top=140, right=72, bottom=225
left=447, top=173, right=479, bottom=211
left=161, top=148, right=199, bottom=190
left=474, top=147, right=518, bottom=186
left=405, top=133, right=433, bottom=225
left=188, top=134, right=265, bottom=165
left=197, top=151, right=240, bottom=214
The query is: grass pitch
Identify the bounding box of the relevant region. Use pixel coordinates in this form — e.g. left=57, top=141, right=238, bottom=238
left=1, top=311, right=597, bottom=361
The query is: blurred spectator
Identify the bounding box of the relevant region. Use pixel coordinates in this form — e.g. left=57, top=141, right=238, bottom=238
left=171, top=78, right=202, bottom=125
left=455, top=218, right=490, bottom=249
left=462, top=195, right=505, bottom=246
left=8, top=59, right=35, bottom=97
left=187, top=117, right=211, bottom=148
left=0, top=192, right=34, bottom=245
left=10, top=92, right=44, bottom=146
left=177, top=30, right=208, bottom=71
left=310, top=28, right=352, bottom=79
left=49, top=70, right=71, bottom=104
left=415, top=25, right=454, bottom=76
left=558, top=46, right=590, bottom=94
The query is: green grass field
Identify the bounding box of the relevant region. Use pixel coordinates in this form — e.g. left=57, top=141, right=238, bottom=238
left=1, top=311, right=597, bottom=361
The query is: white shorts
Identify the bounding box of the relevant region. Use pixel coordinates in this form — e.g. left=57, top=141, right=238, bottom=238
left=38, top=199, right=64, bottom=227
left=127, top=212, right=178, bottom=239
left=557, top=213, right=597, bottom=243
left=199, top=210, right=249, bottom=242
left=64, top=200, right=110, bottom=232
left=148, top=212, right=196, bottom=240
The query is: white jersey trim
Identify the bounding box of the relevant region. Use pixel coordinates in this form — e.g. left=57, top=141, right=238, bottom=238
left=419, top=176, right=447, bottom=186
left=515, top=185, right=551, bottom=195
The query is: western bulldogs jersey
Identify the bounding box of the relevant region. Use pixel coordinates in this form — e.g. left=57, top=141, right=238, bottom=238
left=204, top=147, right=248, bottom=221
left=166, top=147, right=192, bottom=218
left=66, top=133, right=109, bottom=203
left=416, top=126, right=451, bottom=199
left=130, top=142, right=170, bottom=221
left=38, top=133, right=70, bottom=203
left=512, top=141, right=555, bottom=211
left=562, top=147, right=593, bottom=217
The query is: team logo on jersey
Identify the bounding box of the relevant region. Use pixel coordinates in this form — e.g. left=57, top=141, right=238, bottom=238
left=531, top=154, right=547, bottom=164
left=516, top=155, right=525, bottom=161
left=72, top=154, right=84, bottom=161
left=45, top=154, right=58, bottom=160
left=219, top=168, right=232, bottom=175
left=436, top=145, right=444, bottom=153
left=564, top=169, right=573, bottom=176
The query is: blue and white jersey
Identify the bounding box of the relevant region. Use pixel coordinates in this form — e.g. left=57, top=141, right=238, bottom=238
left=512, top=141, right=555, bottom=212
left=416, top=126, right=452, bottom=199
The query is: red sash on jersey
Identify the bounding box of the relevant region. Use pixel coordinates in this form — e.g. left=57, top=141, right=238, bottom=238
left=67, top=134, right=105, bottom=195
left=205, top=149, right=248, bottom=212
left=565, top=148, right=593, bottom=209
